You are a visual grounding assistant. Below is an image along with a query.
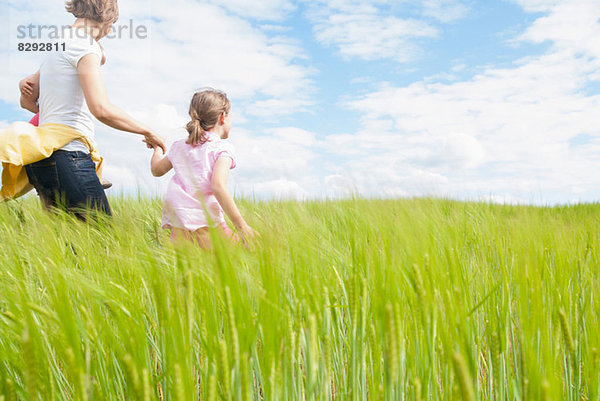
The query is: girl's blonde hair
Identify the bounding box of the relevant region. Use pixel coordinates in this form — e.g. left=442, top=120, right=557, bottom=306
left=186, top=89, right=230, bottom=146
left=65, top=0, right=119, bottom=24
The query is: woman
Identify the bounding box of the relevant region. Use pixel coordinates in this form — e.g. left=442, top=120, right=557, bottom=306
left=20, top=44, right=113, bottom=190
left=19, top=0, right=165, bottom=219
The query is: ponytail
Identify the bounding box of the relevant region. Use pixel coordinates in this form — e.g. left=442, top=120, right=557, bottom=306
left=186, top=118, right=206, bottom=146
left=185, top=88, right=230, bottom=146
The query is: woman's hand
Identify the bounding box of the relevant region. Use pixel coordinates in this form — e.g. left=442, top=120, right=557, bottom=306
left=143, top=131, right=167, bottom=152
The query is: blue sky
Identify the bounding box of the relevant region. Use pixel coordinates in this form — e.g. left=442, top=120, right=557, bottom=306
left=1, top=0, right=599, bottom=204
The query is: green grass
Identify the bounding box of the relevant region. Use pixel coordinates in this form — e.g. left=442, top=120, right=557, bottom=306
left=0, top=196, right=599, bottom=400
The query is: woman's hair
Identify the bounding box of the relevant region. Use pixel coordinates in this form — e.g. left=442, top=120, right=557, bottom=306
left=65, top=0, right=119, bottom=24
left=186, top=89, right=231, bottom=146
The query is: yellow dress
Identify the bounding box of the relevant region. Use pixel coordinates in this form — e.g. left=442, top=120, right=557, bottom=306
left=0, top=122, right=103, bottom=200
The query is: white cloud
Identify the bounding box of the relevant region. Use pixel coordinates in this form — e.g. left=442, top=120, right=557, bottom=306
left=207, top=0, right=296, bottom=21
left=510, top=0, right=561, bottom=13
left=305, top=0, right=388, bottom=16
left=101, top=0, right=314, bottom=116
left=440, top=133, right=485, bottom=170
left=322, top=0, right=600, bottom=202
left=305, top=1, right=472, bottom=62
left=269, top=127, right=319, bottom=146
left=127, top=103, right=189, bottom=145
left=226, top=127, right=323, bottom=198
left=421, top=0, right=469, bottom=22
left=519, top=1, right=600, bottom=60
left=313, top=14, right=437, bottom=62
left=242, top=179, right=308, bottom=200
left=478, top=194, right=528, bottom=205
left=101, top=164, right=140, bottom=193
left=324, top=174, right=358, bottom=197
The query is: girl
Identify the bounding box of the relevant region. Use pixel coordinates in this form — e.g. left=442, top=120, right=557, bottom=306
left=150, top=89, right=256, bottom=247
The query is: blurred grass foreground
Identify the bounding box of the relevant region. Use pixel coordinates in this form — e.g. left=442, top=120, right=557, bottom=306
left=0, top=196, right=599, bottom=400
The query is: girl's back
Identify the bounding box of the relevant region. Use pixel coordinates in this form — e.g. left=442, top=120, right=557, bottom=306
left=162, top=132, right=235, bottom=231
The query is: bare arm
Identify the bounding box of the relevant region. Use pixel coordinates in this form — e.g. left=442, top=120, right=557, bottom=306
left=150, top=147, right=173, bottom=177
left=77, top=54, right=166, bottom=151
left=19, top=71, right=40, bottom=114
left=211, top=156, right=256, bottom=239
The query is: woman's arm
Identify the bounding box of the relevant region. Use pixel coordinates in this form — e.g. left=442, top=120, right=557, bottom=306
left=19, top=71, right=40, bottom=113
left=211, top=156, right=256, bottom=239
left=77, top=54, right=166, bottom=151
left=150, top=147, right=173, bottom=177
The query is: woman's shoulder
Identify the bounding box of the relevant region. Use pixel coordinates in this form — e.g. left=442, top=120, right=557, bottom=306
left=59, top=30, right=103, bottom=67
left=59, top=28, right=98, bottom=48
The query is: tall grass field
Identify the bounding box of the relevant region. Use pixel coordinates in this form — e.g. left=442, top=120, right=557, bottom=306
left=0, top=197, right=598, bottom=400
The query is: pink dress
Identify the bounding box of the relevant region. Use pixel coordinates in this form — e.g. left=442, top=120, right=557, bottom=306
left=161, top=132, right=236, bottom=231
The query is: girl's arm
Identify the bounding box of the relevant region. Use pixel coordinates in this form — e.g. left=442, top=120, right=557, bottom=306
left=77, top=54, right=166, bottom=152
left=150, top=147, right=173, bottom=177
left=19, top=71, right=40, bottom=114
left=211, top=156, right=256, bottom=239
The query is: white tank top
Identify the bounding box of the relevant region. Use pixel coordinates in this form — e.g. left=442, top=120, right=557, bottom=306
left=39, top=27, right=103, bottom=153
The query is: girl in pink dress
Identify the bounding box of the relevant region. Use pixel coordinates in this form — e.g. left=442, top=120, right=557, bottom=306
left=150, top=89, right=257, bottom=247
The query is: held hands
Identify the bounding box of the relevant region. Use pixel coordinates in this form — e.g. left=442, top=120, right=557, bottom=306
left=143, top=131, right=167, bottom=152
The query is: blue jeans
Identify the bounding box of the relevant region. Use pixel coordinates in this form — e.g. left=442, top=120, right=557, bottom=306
left=25, top=150, right=111, bottom=219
